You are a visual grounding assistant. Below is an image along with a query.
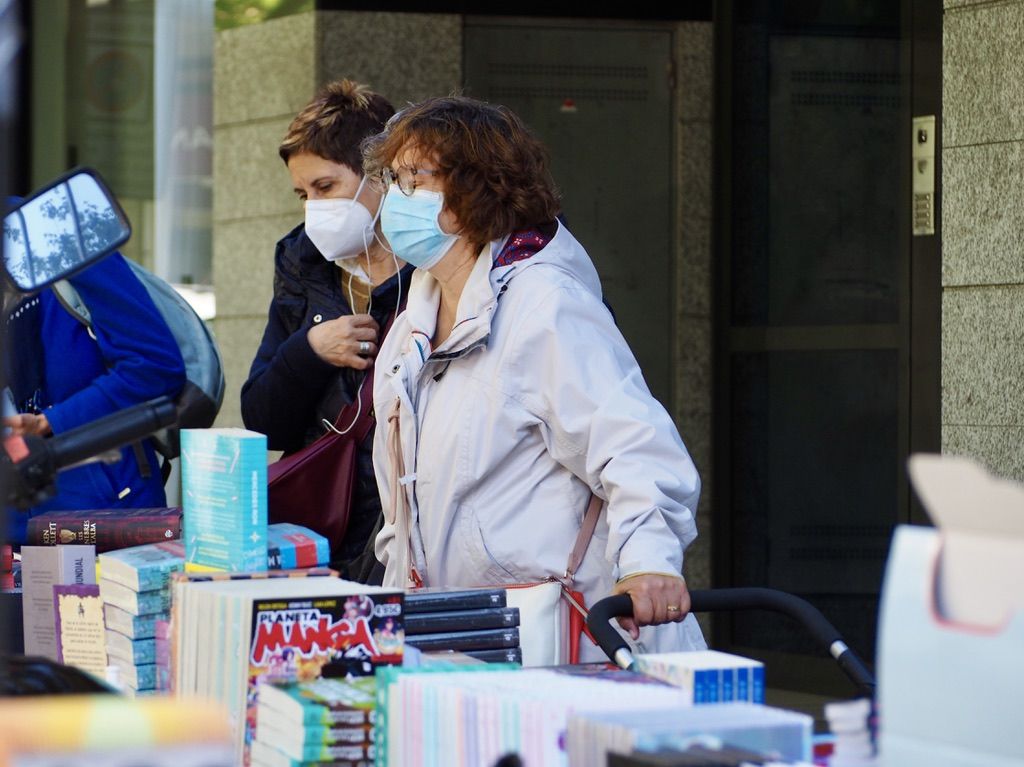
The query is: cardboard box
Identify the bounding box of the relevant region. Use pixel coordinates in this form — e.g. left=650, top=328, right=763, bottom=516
left=878, top=455, right=1024, bottom=766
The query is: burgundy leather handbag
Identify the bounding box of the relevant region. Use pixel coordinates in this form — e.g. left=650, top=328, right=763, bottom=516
left=266, top=368, right=376, bottom=548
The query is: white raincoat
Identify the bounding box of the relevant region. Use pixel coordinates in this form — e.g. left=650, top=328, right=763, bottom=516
left=373, top=222, right=706, bottom=657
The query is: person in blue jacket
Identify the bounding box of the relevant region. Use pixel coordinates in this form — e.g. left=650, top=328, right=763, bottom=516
left=4, top=250, right=186, bottom=544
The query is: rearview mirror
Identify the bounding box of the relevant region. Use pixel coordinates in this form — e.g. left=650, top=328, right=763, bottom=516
left=3, top=168, right=131, bottom=292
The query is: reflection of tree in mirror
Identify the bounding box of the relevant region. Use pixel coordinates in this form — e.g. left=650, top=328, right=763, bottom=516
left=3, top=218, right=29, bottom=286
left=37, top=194, right=83, bottom=280
left=77, top=201, right=125, bottom=257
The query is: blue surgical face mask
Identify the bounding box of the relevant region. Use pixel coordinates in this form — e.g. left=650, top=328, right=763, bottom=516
left=380, top=184, right=459, bottom=270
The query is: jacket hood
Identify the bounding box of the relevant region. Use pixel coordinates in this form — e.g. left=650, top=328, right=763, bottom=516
left=494, top=221, right=603, bottom=300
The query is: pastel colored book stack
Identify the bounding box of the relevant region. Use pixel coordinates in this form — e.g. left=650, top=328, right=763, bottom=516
left=378, top=667, right=695, bottom=767
left=252, top=677, right=377, bottom=767
left=98, top=540, right=184, bottom=696
left=169, top=571, right=403, bottom=765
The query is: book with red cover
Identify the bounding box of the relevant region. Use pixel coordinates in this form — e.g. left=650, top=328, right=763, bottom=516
left=25, top=508, right=182, bottom=552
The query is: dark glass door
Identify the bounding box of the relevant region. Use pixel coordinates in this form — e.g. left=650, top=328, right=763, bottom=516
left=713, top=0, right=941, bottom=695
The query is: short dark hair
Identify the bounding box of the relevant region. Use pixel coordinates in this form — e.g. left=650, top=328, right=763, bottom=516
left=362, top=96, right=561, bottom=247
left=279, top=79, right=395, bottom=173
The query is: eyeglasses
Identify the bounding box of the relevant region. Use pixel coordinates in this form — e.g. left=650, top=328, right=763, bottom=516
left=380, top=166, right=439, bottom=196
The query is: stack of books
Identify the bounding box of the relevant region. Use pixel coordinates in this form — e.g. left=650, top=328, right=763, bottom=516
left=98, top=540, right=184, bottom=696
left=170, top=571, right=403, bottom=764
left=98, top=524, right=330, bottom=697
left=252, top=676, right=377, bottom=766
left=379, top=667, right=693, bottom=767
left=403, top=587, right=522, bottom=664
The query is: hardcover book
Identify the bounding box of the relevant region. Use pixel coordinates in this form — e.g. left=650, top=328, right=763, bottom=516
left=98, top=540, right=185, bottom=592
left=464, top=647, right=524, bottom=665
left=404, top=626, right=520, bottom=653
left=25, top=508, right=181, bottom=552
left=181, top=428, right=268, bottom=573
left=404, top=606, right=519, bottom=635
left=403, top=587, right=506, bottom=614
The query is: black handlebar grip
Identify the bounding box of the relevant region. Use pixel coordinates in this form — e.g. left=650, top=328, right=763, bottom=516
left=47, top=397, right=177, bottom=470
left=586, top=593, right=636, bottom=670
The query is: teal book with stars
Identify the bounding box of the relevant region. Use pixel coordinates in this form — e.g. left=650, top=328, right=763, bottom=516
left=181, top=428, right=268, bottom=573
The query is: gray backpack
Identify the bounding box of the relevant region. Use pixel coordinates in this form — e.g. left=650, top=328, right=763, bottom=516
left=53, top=260, right=225, bottom=476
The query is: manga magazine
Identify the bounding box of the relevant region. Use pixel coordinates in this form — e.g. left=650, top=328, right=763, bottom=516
left=245, top=590, right=404, bottom=759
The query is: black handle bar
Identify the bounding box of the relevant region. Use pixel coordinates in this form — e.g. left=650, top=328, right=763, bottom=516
left=4, top=397, right=177, bottom=508
left=47, top=397, right=177, bottom=470
left=587, top=588, right=875, bottom=697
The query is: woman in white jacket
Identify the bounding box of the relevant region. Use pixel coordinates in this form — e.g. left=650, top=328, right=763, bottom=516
left=363, top=96, right=706, bottom=658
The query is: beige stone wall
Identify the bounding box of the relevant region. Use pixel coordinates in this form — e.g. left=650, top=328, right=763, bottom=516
left=674, top=22, right=714, bottom=601
left=212, top=11, right=461, bottom=429
left=942, top=0, right=1024, bottom=480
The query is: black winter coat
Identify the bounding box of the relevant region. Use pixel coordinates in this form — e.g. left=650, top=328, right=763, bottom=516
left=240, top=223, right=412, bottom=575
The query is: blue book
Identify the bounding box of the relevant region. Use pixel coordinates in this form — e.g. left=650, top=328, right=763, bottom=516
left=103, top=604, right=167, bottom=640
left=181, top=428, right=267, bottom=572
left=105, top=629, right=157, bottom=665
left=98, top=540, right=184, bottom=592
left=266, top=523, right=330, bottom=570
left=99, top=578, right=172, bottom=616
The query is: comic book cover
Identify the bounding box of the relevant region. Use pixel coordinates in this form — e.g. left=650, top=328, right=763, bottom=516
left=245, top=589, right=403, bottom=761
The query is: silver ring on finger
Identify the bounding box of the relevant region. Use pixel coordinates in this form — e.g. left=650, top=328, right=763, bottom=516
left=666, top=605, right=680, bottom=613
left=359, top=341, right=370, bottom=355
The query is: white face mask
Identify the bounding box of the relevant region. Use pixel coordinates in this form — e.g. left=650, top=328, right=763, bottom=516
left=304, top=175, right=377, bottom=263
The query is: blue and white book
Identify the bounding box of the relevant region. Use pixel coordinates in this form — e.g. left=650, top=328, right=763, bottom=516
left=99, top=578, right=172, bottom=617
left=635, top=650, right=766, bottom=704
left=181, top=428, right=267, bottom=572
left=103, top=604, right=168, bottom=640
left=107, top=656, right=157, bottom=691
left=98, top=540, right=184, bottom=592
left=105, top=629, right=157, bottom=665
left=266, top=523, right=329, bottom=570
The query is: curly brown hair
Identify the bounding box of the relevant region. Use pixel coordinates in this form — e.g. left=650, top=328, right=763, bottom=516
left=279, top=79, right=394, bottom=173
left=362, top=96, right=561, bottom=247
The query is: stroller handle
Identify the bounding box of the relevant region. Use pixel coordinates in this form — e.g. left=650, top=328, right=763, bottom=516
left=586, top=588, right=876, bottom=697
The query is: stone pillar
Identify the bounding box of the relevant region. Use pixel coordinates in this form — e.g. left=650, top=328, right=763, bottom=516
left=212, top=11, right=461, bottom=429
left=942, top=1, right=1024, bottom=480
left=674, top=22, right=715, bottom=633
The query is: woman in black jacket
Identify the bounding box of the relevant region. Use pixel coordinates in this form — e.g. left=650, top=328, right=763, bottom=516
left=241, top=80, right=412, bottom=580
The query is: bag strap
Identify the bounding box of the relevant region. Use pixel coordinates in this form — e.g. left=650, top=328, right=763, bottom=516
left=386, top=397, right=421, bottom=588
left=564, top=493, right=602, bottom=587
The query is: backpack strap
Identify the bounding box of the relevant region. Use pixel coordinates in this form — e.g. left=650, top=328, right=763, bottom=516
left=52, top=280, right=94, bottom=333
left=51, top=279, right=156, bottom=480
